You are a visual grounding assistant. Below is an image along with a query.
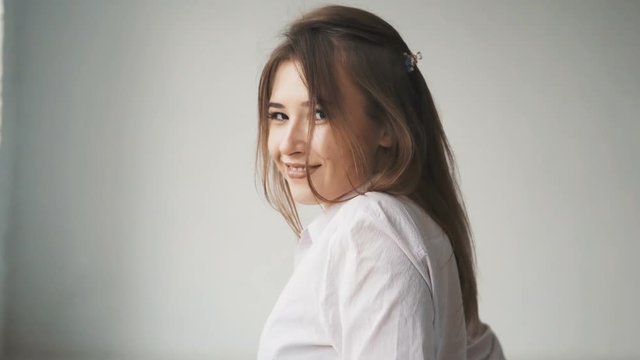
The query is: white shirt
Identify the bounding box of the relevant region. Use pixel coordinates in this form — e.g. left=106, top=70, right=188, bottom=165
left=257, top=189, right=505, bottom=359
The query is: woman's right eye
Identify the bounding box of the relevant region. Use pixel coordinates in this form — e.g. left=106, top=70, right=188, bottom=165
left=267, top=112, right=288, bottom=121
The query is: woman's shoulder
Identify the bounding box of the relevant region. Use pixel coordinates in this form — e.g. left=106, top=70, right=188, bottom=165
left=327, top=190, right=447, bottom=299
left=337, top=191, right=445, bottom=241
left=337, top=190, right=409, bottom=219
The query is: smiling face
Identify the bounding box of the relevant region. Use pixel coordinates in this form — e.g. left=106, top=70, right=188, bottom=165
left=266, top=59, right=391, bottom=206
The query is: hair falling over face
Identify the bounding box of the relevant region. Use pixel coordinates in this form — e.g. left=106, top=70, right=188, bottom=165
left=255, top=4, right=482, bottom=333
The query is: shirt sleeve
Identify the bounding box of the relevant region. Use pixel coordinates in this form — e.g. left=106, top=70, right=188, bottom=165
left=319, top=210, right=437, bottom=359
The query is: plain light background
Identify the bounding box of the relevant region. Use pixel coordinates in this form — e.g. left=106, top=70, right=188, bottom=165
left=0, top=0, right=638, bottom=359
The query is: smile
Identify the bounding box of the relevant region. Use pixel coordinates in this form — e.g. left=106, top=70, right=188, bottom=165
left=286, top=165, right=321, bottom=179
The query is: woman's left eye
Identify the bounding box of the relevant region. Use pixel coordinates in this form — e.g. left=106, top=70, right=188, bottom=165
left=315, top=109, right=328, bottom=121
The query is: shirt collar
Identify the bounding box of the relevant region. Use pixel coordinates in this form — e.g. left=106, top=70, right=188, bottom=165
left=303, top=176, right=377, bottom=243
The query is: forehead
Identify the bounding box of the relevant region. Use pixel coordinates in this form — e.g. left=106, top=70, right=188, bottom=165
left=269, top=59, right=366, bottom=110
left=269, top=60, right=309, bottom=105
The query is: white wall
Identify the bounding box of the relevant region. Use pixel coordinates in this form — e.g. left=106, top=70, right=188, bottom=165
left=1, top=1, right=638, bottom=359
left=1, top=0, right=14, bottom=356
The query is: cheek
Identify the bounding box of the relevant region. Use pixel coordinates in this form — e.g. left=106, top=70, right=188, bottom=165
left=312, top=134, right=354, bottom=178
left=311, top=128, right=341, bottom=161
left=267, top=130, right=279, bottom=158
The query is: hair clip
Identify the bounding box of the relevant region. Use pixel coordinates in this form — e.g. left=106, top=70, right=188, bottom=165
left=403, top=51, right=422, bottom=73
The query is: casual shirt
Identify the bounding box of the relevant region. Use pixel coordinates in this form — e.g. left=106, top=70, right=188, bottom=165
left=257, top=188, right=505, bottom=359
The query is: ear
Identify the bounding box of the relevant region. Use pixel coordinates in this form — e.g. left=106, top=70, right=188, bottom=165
left=378, top=126, right=394, bottom=148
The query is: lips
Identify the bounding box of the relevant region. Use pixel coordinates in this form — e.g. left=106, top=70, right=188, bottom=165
left=285, top=164, right=321, bottom=179
left=284, top=162, right=320, bottom=167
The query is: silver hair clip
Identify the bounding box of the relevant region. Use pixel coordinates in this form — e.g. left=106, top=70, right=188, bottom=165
left=403, top=51, right=422, bottom=73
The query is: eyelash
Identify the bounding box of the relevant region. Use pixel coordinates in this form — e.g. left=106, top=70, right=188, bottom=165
left=267, top=109, right=328, bottom=122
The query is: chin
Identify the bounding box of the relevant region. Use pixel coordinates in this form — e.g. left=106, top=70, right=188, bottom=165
left=291, top=193, right=319, bottom=205
left=288, top=186, right=320, bottom=205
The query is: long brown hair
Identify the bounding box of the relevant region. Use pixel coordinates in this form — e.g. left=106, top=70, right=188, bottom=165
left=255, top=4, right=480, bottom=330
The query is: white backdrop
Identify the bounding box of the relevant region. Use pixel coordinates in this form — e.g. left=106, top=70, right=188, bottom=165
left=0, top=1, right=638, bottom=359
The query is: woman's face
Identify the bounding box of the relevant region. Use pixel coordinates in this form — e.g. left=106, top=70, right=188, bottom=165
left=267, top=59, right=390, bottom=206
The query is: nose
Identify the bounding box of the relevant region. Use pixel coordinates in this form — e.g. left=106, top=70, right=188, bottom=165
left=279, top=115, right=309, bottom=155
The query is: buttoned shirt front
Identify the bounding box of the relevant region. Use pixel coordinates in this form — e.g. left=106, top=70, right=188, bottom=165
left=257, top=190, right=505, bottom=359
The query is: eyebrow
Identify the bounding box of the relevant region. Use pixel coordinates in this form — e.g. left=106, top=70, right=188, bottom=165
left=268, top=101, right=310, bottom=109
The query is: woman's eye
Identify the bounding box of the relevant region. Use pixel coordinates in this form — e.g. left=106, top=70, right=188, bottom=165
left=267, top=112, right=288, bottom=121
left=315, top=109, right=328, bottom=121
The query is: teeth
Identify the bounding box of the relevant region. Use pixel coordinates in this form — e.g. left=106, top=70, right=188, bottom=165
left=286, top=164, right=319, bottom=175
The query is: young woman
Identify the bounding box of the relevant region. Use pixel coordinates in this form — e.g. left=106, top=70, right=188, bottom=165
left=255, top=5, right=505, bottom=359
